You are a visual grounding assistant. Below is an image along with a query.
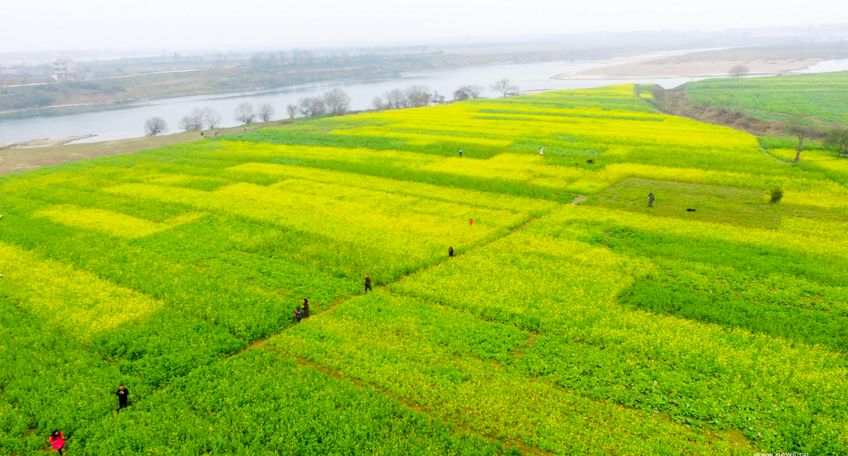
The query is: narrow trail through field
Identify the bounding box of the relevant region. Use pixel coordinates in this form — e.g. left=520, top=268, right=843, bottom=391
left=117, top=191, right=628, bottom=453
left=237, top=193, right=591, bottom=359
left=509, top=333, right=540, bottom=359
left=104, top=198, right=561, bottom=437
left=226, top=197, right=608, bottom=452
left=245, top=207, right=552, bottom=342
left=758, top=146, right=792, bottom=164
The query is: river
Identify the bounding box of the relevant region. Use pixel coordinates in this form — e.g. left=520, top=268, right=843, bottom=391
left=1, top=56, right=846, bottom=146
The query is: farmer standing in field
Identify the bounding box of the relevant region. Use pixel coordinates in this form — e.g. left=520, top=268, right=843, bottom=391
left=302, top=298, right=310, bottom=318
left=648, top=192, right=655, bottom=208
left=49, top=430, right=66, bottom=455
left=449, top=246, right=454, bottom=257
left=458, top=148, right=463, bottom=157
left=364, top=275, right=373, bottom=293
left=116, top=384, right=129, bottom=411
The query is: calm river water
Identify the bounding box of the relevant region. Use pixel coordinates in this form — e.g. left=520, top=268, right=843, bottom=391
left=1, top=57, right=846, bottom=145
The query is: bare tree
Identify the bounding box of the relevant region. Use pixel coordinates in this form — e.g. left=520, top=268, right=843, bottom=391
left=729, top=65, right=750, bottom=77
left=286, top=104, right=299, bottom=119
left=144, top=117, right=167, bottom=136
left=453, top=85, right=482, bottom=101
left=491, top=78, right=518, bottom=98
left=299, top=96, right=326, bottom=117
left=788, top=124, right=813, bottom=163
left=384, top=88, right=407, bottom=109
left=202, top=107, right=222, bottom=129
left=258, top=103, right=275, bottom=122
left=372, top=96, right=385, bottom=110
left=323, top=88, right=351, bottom=116
left=235, top=102, right=256, bottom=124
left=405, top=85, right=432, bottom=107
left=179, top=108, right=205, bottom=132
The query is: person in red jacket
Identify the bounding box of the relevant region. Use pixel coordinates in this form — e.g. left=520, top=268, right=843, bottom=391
left=49, top=430, right=66, bottom=455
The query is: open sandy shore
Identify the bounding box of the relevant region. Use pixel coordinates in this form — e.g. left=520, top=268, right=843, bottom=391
left=556, top=52, right=821, bottom=80
left=0, top=134, right=97, bottom=150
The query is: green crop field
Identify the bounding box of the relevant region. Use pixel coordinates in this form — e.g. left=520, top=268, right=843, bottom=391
left=685, top=71, right=848, bottom=125
left=1, top=84, right=847, bottom=455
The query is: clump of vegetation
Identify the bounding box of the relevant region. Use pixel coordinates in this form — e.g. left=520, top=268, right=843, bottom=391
left=453, top=85, right=482, bottom=101
left=769, top=187, right=784, bottom=204
left=826, top=128, right=848, bottom=156
left=729, top=64, right=750, bottom=77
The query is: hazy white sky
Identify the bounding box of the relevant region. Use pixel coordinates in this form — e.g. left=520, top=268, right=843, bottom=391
left=2, top=0, right=845, bottom=52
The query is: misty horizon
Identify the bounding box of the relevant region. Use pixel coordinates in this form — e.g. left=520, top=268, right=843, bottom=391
left=3, top=0, right=847, bottom=54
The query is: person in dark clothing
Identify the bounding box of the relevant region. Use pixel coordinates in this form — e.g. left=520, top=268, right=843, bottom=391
left=116, top=384, right=129, bottom=410
left=302, top=298, right=310, bottom=318
left=448, top=246, right=454, bottom=257
left=458, top=148, right=463, bottom=157
left=364, top=275, right=372, bottom=293
left=647, top=192, right=655, bottom=208
left=49, top=430, right=66, bottom=455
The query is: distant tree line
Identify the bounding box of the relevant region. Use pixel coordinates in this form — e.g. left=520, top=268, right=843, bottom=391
left=143, top=78, right=520, bottom=136
left=179, top=107, right=222, bottom=132
left=287, top=88, right=352, bottom=118
left=372, top=85, right=441, bottom=110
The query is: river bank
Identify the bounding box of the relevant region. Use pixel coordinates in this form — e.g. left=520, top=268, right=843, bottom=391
left=0, top=134, right=96, bottom=150
left=0, top=121, right=289, bottom=175
left=0, top=59, right=625, bottom=146
left=5, top=46, right=848, bottom=150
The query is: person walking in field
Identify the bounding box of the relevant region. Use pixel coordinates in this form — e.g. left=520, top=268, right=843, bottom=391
left=49, top=430, right=66, bottom=455
left=648, top=192, right=655, bottom=208
left=302, top=298, right=310, bottom=318
left=116, top=384, right=129, bottom=411
left=458, top=148, right=463, bottom=157
left=364, top=275, right=373, bottom=293
left=448, top=246, right=454, bottom=257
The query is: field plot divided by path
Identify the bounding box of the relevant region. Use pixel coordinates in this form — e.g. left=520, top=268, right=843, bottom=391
left=1, top=83, right=847, bottom=454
